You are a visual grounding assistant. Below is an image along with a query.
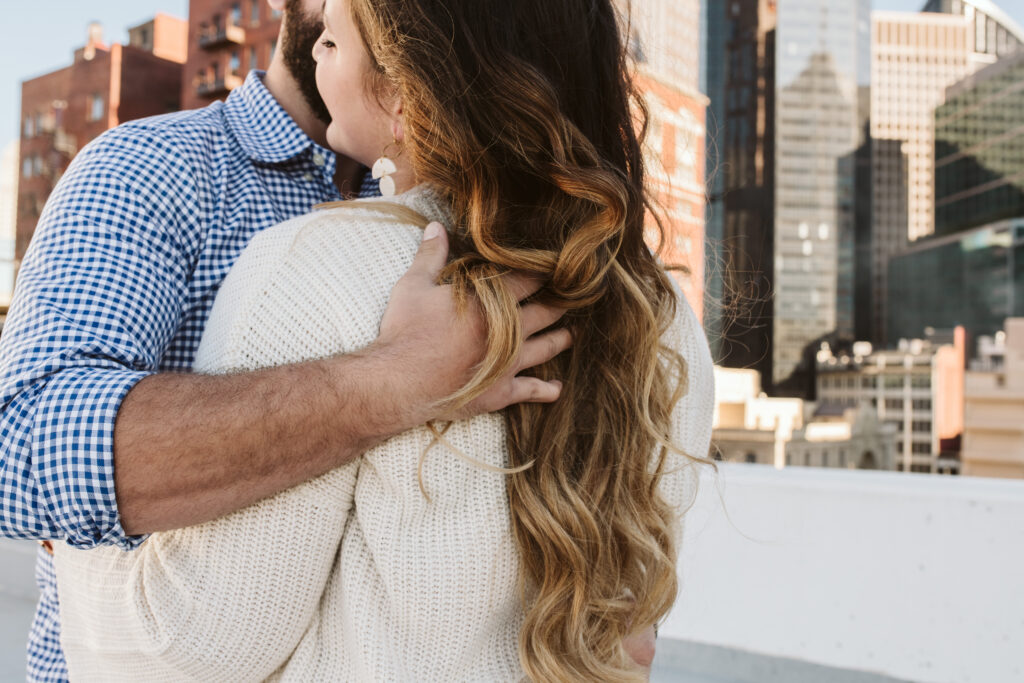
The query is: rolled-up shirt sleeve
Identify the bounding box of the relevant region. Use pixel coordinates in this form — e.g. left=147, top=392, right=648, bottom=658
left=0, top=127, right=198, bottom=549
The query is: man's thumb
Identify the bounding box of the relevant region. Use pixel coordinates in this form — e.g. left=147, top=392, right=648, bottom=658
left=408, top=222, right=449, bottom=281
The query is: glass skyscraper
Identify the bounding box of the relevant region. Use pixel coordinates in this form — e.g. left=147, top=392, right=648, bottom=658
left=890, top=47, right=1024, bottom=347
left=772, top=0, right=871, bottom=386
left=889, top=219, right=1024, bottom=344
left=935, top=51, right=1024, bottom=237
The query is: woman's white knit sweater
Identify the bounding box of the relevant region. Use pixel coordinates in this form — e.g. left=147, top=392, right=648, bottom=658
left=53, top=186, right=715, bottom=682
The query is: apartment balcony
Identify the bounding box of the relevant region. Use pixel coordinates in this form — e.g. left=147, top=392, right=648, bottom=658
left=196, top=73, right=244, bottom=98
left=3, top=464, right=1022, bottom=681
left=198, top=23, right=246, bottom=50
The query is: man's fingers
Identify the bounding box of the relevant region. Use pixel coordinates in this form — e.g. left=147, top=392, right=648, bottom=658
left=404, top=222, right=450, bottom=283
left=502, top=271, right=546, bottom=302
left=516, top=328, right=573, bottom=373
left=623, top=625, right=657, bottom=672
left=507, top=377, right=563, bottom=405
left=521, top=302, right=568, bottom=338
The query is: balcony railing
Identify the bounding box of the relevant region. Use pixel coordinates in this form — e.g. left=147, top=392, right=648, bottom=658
left=196, top=73, right=244, bottom=98
left=198, top=23, right=246, bottom=50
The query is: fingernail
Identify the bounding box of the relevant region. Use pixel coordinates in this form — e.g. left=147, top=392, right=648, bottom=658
left=423, top=223, right=442, bottom=241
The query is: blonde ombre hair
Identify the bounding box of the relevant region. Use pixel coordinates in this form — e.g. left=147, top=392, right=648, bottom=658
left=344, top=0, right=713, bottom=679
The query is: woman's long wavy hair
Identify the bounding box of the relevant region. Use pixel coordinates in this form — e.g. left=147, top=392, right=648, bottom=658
left=349, top=0, right=708, bottom=679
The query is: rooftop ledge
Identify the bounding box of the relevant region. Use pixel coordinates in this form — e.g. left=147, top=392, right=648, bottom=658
left=3, top=464, right=1022, bottom=682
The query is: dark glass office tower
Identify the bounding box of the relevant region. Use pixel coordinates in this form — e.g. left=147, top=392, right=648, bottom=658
left=889, top=219, right=1024, bottom=344
left=890, top=50, right=1024, bottom=346
left=713, top=0, right=778, bottom=386
left=772, top=0, right=871, bottom=386
left=935, top=51, right=1024, bottom=237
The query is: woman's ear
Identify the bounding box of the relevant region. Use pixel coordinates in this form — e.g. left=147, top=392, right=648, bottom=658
left=391, top=99, right=406, bottom=144
left=267, top=0, right=286, bottom=12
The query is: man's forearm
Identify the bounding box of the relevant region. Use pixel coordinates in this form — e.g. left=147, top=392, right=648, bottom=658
left=114, top=344, right=409, bottom=535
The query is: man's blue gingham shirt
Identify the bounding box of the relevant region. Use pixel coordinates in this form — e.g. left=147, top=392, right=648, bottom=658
left=0, top=71, right=378, bottom=682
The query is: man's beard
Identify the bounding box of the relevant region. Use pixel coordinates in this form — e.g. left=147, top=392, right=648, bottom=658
left=281, top=0, right=332, bottom=124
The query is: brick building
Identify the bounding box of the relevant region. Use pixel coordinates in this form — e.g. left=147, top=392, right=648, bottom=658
left=182, top=0, right=283, bottom=110
left=640, top=71, right=708, bottom=323
left=17, top=16, right=187, bottom=261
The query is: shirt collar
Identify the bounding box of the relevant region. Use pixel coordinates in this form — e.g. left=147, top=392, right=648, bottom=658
left=224, top=71, right=326, bottom=166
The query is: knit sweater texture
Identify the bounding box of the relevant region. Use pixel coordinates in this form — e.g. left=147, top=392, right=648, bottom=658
left=53, top=185, right=715, bottom=682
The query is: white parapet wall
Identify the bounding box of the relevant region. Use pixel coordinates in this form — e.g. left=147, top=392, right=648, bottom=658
left=4, top=466, right=1023, bottom=682
left=662, top=463, right=1024, bottom=683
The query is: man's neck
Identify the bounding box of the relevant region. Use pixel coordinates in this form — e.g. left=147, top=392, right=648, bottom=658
left=262, top=59, right=363, bottom=195
left=263, top=59, right=328, bottom=147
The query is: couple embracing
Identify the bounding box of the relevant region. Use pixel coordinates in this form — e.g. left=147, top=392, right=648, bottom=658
left=1, top=0, right=713, bottom=680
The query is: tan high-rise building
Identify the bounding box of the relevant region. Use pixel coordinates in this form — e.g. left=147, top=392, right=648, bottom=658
left=963, top=319, right=1024, bottom=479
left=869, top=7, right=1024, bottom=345
left=869, top=12, right=976, bottom=345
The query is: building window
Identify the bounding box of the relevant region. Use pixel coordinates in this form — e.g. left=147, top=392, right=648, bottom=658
left=745, top=453, right=757, bottom=464
left=250, top=0, right=260, bottom=26
left=33, top=155, right=44, bottom=176
left=88, top=94, right=105, bottom=122
left=249, top=46, right=258, bottom=71
left=230, top=51, right=241, bottom=76
left=22, top=156, right=33, bottom=178
left=231, top=3, right=242, bottom=26
left=271, top=7, right=282, bottom=18
left=23, top=115, right=35, bottom=138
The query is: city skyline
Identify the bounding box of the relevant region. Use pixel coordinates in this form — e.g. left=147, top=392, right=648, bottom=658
left=4, top=0, right=1024, bottom=154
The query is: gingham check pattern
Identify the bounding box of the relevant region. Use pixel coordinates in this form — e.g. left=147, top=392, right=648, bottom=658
left=0, top=71, right=379, bottom=682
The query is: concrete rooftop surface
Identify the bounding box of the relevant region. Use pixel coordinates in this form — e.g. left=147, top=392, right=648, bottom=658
left=4, top=462, right=1023, bottom=681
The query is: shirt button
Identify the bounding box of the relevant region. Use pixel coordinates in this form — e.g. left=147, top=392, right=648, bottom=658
left=303, top=172, right=314, bottom=181
left=312, top=152, right=326, bottom=167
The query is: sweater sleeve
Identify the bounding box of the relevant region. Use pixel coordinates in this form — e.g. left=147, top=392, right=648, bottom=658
left=52, top=217, right=359, bottom=683
left=658, top=280, right=715, bottom=540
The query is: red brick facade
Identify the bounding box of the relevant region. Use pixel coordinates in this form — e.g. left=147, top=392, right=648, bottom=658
left=16, top=18, right=187, bottom=261
left=638, top=71, right=708, bottom=323
left=182, top=0, right=282, bottom=111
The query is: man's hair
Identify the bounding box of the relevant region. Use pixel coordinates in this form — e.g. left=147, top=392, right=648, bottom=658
left=347, top=0, right=710, bottom=679
left=281, top=0, right=331, bottom=123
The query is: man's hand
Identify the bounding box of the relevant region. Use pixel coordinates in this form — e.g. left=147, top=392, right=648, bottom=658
left=114, top=222, right=572, bottom=535
left=376, top=222, right=572, bottom=425
left=624, top=625, right=657, bottom=677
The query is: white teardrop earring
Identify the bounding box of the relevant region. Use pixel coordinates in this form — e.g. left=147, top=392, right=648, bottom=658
left=372, top=140, right=401, bottom=197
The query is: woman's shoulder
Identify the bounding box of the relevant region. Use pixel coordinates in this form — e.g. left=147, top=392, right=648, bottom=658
left=663, top=276, right=715, bottom=435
